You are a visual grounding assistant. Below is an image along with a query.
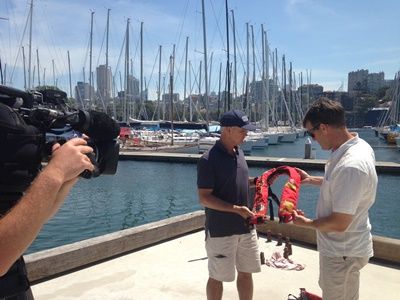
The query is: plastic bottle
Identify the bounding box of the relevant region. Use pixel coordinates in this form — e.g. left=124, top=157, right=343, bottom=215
left=304, top=137, right=312, bottom=159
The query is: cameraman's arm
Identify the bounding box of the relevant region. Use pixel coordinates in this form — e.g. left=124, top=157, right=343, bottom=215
left=0, top=138, right=93, bottom=276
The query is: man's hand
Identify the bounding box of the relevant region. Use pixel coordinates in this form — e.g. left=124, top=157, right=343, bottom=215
left=292, top=210, right=313, bottom=227
left=46, top=138, right=95, bottom=183
left=233, top=205, right=255, bottom=219
left=295, top=168, right=323, bottom=186
left=295, top=168, right=312, bottom=184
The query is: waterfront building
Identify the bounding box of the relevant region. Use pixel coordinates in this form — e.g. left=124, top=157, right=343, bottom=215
left=348, top=69, right=369, bottom=96
left=96, top=64, right=112, bottom=101
left=348, top=69, right=386, bottom=96
left=75, top=81, right=94, bottom=108
left=127, top=75, right=140, bottom=101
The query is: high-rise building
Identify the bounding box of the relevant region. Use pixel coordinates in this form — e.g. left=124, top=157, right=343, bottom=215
left=75, top=81, right=94, bottom=108
left=127, top=75, right=140, bottom=101
left=96, top=65, right=112, bottom=100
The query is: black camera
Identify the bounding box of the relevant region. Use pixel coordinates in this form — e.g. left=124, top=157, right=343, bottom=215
left=0, top=85, right=120, bottom=192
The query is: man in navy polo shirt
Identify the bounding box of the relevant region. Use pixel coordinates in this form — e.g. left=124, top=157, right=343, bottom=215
left=197, top=110, right=261, bottom=300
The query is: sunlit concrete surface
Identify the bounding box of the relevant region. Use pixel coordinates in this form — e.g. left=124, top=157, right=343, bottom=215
left=31, top=231, right=399, bottom=300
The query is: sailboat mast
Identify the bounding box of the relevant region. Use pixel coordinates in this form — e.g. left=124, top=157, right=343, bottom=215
left=52, top=59, right=55, bottom=86
left=183, top=36, right=189, bottom=121
left=230, top=9, right=237, bottom=108
left=201, top=0, right=209, bottom=123
left=89, top=11, right=94, bottom=108
left=105, top=8, right=110, bottom=110
left=157, top=45, right=162, bottom=120
left=251, top=25, right=255, bottom=121
left=169, top=47, right=175, bottom=146
left=272, top=48, right=278, bottom=125
left=261, top=25, right=265, bottom=127
left=289, top=62, right=293, bottom=126
left=218, top=62, right=222, bottom=117
left=124, top=18, right=130, bottom=123
left=246, top=23, right=250, bottom=115
left=0, top=59, right=3, bottom=85
left=68, top=51, right=72, bottom=98
left=36, top=48, right=40, bottom=86
left=189, top=60, right=193, bottom=121
left=28, top=0, right=33, bottom=89
left=225, top=0, right=231, bottom=110
left=264, top=29, right=270, bottom=130
left=140, top=21, right=144, bottom=119
left=22, top=46, right=27, bottom=89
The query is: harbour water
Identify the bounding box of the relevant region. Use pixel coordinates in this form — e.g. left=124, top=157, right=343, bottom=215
left=27, top=129, right=400, bottom=254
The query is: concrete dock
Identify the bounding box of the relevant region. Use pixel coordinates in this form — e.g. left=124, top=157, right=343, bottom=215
left=27, top=212, right=400, bottom=299
left=119, top=151, right=400, bottom=173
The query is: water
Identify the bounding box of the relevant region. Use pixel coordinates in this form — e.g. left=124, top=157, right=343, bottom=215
left=27, top=129, right=400, bottom=254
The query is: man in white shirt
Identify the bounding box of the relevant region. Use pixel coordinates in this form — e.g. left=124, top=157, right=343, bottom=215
left=293, top=98, right=377, bottom=300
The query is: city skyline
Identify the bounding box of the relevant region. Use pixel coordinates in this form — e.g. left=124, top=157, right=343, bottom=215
left=1, top=0, right=399, bottom=99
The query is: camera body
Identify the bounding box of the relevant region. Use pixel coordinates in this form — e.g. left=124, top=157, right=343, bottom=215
left=0, top=85, right=120, bottom=192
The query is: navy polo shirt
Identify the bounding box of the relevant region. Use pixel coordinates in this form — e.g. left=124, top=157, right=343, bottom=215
left=197, top=140, right=251, bottom=237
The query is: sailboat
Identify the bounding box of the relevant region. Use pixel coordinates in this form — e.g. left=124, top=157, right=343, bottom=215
left=376, top=71, right=400, bottom=144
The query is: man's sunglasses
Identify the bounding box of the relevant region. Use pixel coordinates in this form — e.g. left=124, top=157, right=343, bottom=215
left=306, top=124, right=320, bottom=138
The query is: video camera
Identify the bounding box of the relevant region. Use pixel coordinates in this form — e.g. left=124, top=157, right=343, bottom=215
left=0, top=85, right=120, bottom=192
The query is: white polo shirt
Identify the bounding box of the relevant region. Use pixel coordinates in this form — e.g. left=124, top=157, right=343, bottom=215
left=317, top=133, right=377, bottom=257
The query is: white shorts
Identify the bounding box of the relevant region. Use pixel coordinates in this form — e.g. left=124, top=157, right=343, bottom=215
left=205, top=229, right=261, bottom=282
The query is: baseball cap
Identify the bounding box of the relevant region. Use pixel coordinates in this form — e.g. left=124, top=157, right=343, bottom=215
left=219, top=110, right=256, bottom=131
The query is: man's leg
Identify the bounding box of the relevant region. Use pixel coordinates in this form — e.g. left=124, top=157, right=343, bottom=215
left=319, top=255, right=346, bottom=299
left=207, top=277, right=223, bottom=300
left=236, top=271, right=253, bottom=300
left=343, top=257, right=369, bottom=300
left=235, top=230, right=260, bottom=300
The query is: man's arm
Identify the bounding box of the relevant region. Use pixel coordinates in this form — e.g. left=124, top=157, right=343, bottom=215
left=292, top=210, right=353, bottom=232
left=198, top=188, right=254, bottom=219
left=0, top=138, right=94, bottom=276
left=296, top=168, right=323, bottom=186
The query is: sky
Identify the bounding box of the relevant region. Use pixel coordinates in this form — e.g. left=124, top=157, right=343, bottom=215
left=1, top=0, right=399, bottom=99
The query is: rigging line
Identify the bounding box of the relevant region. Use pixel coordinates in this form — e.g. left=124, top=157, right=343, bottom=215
left=173, top=39, right=188, bottom=93
left=145, top=47, right=159, bottom=92
left=96, top=13, right=108, bottom=68
left=113, top=20, right=127, bottom=82
left=142, top=25, right=168, bottom=94
left=189, top=60, right=200, bottom=95
left=8, top=0, right=30, bottom=84
left=173, top=0, right=190, bottom=55
left=81, top=31, right=91, bottom=81
left=231, top=23, right=247, bottom=76
left=40, top=1, right=69, bottom=76
left=3, top=0, right=17, bottom=70
left=208, top=0, right=225, bottom=50
left=130, top=21, right=140, bottom=77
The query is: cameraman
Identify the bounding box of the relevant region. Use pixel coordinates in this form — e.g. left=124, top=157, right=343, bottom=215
left=0, top=137, right=94, bottom=299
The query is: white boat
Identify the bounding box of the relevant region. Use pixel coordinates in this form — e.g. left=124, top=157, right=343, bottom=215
left=395, top=136, right=400, bottom=150
left=279, top=131, right=297, bottom=143
left=246, top=132, right=268, bottom=149
left=240, top=139, right=254, bottom=155
left=198, top=136, right=252, bottom=155
left=264, top=132, right=280, bottom=145
left=197, top=136, right=219, bottom=154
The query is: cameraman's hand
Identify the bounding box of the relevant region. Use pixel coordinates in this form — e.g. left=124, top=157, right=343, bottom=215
left=46, top=138, right=95, bottom=183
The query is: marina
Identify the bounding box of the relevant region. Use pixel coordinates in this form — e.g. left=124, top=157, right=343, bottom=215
left=25, top=128, right=400, bottom=255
